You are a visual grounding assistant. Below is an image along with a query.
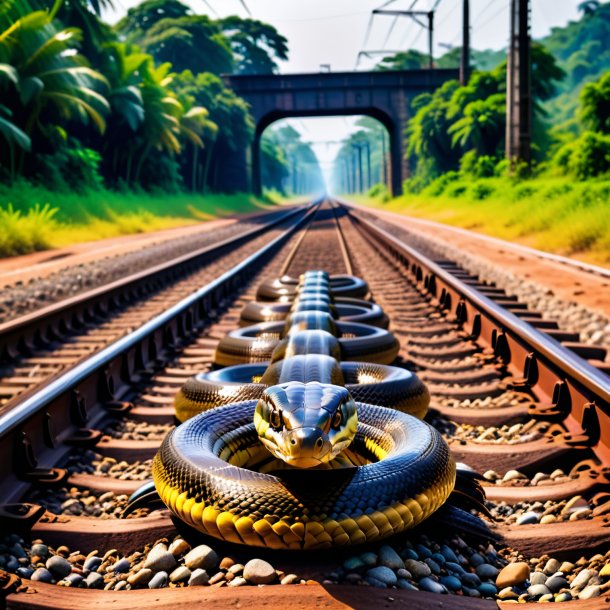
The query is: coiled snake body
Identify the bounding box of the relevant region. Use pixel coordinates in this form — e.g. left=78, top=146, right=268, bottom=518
left=152, top=270, right=457, bottom=550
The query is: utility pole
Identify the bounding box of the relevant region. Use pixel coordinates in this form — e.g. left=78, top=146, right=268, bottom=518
left=364, top=141, right=371, bottom=191
left=381, top=129, right=388, bottom=187
left=460, top=0, right=470, bottom=85
left=506, top=0, right=532, bottom=170
left=427, top=11, right=434, bottom=70
left=354, top=144, right=364, bottom=192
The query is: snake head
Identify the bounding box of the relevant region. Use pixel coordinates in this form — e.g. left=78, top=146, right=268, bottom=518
left=254, top=381, right=358, bottom=469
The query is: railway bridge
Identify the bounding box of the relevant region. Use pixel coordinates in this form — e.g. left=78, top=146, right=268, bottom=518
left=225, top=68, right=458, bottom=196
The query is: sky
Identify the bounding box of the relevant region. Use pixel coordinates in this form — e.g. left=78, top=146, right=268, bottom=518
left=103, top=0, right=584, bottom=186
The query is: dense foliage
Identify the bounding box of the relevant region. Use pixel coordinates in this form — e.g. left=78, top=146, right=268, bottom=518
left=0, top=0, right=315, bottom=195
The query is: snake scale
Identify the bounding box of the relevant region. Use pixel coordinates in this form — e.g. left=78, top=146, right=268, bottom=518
left=152, top=270, right=457, bottom=550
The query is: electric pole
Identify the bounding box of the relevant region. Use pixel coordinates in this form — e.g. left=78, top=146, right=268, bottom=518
left=365, top=141, right=371, bottom=191
left=460, top=0, right=470, bottom=85
left=506, top=0, right=532, bottom=170
left=381, top=129, right=388, bottom=187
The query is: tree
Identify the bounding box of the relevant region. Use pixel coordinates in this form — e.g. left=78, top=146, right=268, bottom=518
left=581, top=71, right=610, bottom=134
left=448, top=94, right=506, bottom=156
left=578, top=1, right=600, bottom=17
left=172, top=70, right=253, bottom=192
left=219, top=16, right=288, bottom=74
left=115, top=0, right=190, bottom=35
left=117, top=1, right=234, bottom=76
left=376, top=50, right=429, bottom=71
left=0, top=8, right=108, bottom=178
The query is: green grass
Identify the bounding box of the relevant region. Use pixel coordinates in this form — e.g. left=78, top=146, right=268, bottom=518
left=356, top=176, right=610, bottom=265
left=0, top=181, right=278, bottom=258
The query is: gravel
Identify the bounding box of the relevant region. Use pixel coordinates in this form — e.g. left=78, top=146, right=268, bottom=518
left=431, top=416, right=549, bottom=445
left=26, top=486, right=150, bottom=519
left=0, top=218, right=274, bottom=324
left=64, top=449, right=153, bottom=480
left=488, top=495, right=596, bottom=525
left=369, top=214, right=610, bottom=360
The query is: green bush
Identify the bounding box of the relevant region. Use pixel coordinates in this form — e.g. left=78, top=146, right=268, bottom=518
left=512, top=184, right=537, bottom=200
left=445, top=183, right=468, bottom=198
left=35, top=141, right=104, bottom=192
left=367, top=182, right=390, bottom=201
left=469, top=181, right=496, bottom=200
left=460, top=151, right=498, bottom=178
left=554, top=131, right=610, bottom=179
left=423, top=171, right=460, bottom=196
left=0, top=203, right=59, bottom=256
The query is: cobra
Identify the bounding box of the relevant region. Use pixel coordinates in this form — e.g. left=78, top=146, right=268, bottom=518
left=142, top=270, right=465, bottom=550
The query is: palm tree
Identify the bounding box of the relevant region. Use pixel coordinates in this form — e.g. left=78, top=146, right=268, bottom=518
left=0, top=8, right=109, bottom=175
left=0, top=103, right=31, bottom=181
left=578, top=1, right=600, bottom=17
left=178, top=101, right=217, bottom=191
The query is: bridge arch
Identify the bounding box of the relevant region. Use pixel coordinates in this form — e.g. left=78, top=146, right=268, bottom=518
left=224, top=69, right=457, bottom=196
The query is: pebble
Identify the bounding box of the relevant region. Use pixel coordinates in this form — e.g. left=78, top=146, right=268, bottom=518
left=440, top=575, right=462, bottom=591
left=556, top=592, right=573, bottom=602
left=496, top=562, right=530, bottom=588
left=169, top=566, right=191, bottom=582
left=360, top=552, right=377, bottom=566
left=243, top=559, right=276, bottom=585
left=578, top=584, right=601, bottom=599
left=184, top=545, right=218, bottom=572
left=169, top=539, right=190, bottom=557
left=546, top=575, right=568, bottom=592
left=478, top=583, right=497, bottom=597
left=228, top=577, right=247, bottom=587
left=148, top=571, right=168, bottom=589
left=113, top=558, right=131, bottom=573
left=127, top=568, right=153, bottom=587
left=559, top=561, right=575, bottom=574
left=498, top=586, right=518, bottom=600
left=527, top=584, right=551, bottom=597
left=281, top=574, right=299, bottom=585
left=83, top=557, right=102, bottom=572
left=85, top=572, right=104, bottom=589
left=16, top=567, right=33, bottom=579
left=31, top=568, right=54, bottom=583
left=343, top=557, right=365, bottom=571
left=403, top=559, right=431, bottom=579
left=31, top=544, right=48, bottom=558
left=366, top=567, right=397, bottom=586
left=530, top=571, right=547, bottom=585
left=208, top=572, right=225, bottom=585
left=476, top=563, right=499, bottom=580
left=571, top=568, right=594, bottom=590
left=63, top=573, right=84, bottom=587
left=46, top=556, right=72, bottom=579
left=600, top=563, right=610, bottom=577
left=543, top=558, right=560, bottom=574
left=419, top=577, right=447, bottom=594
left=378, top=545, right=403, bottom=570
left=144, top=544, right=176, bottom=573
left=503, top=470, right=527, bottom=482
left=516, top=511, right=540, bottom=525
left=188, top=568, right=210, bottom=586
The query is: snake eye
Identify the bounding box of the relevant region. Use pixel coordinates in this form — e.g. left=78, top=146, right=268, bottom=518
left=270, top=407, right=283, bottom=431
left=331, top=410, right=343, bottom=430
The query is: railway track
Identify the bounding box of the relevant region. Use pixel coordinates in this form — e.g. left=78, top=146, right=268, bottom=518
left=1, top=199, right=609, bottom=609
left=0, top=206, right=308, bottom=410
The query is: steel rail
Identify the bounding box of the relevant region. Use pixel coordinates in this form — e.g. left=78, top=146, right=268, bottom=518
left=343, top=203, right=610, bottom=464
left=345, top=200, right=610, bottom=280
left=0, top=204, right=316, bottom=438
left=0, top=205, right=306, bottom=363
